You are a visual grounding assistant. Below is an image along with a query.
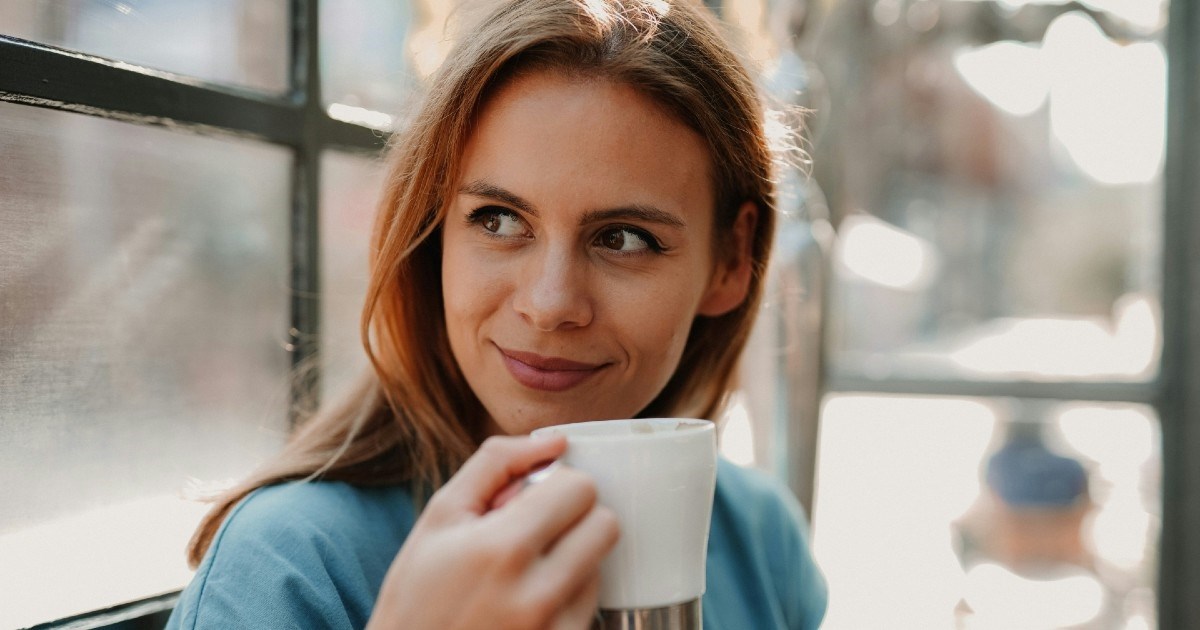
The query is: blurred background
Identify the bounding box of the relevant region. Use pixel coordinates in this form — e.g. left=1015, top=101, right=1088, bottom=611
left=0, top=0, right=1191, bottom=628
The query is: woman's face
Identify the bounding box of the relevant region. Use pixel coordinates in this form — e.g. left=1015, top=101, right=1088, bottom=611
left=441, top=70, right=748, bottom=436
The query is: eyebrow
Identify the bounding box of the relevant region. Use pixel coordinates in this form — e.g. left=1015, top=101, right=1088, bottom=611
left=458, top=179, right=686, bottom=228
left=459, top=180, right=536, bottom=216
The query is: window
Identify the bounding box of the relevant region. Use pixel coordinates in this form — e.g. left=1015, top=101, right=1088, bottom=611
left=804, top=5, right=1169, bottom=624
left=716, top=0, right=1200, bottom=628
left=0, top=2, right=421, bottom=626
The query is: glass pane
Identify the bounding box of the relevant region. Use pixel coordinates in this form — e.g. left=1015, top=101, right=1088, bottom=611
left=0, top=102, right=291, bottom=627
left=810, top=0, right=1167, bottom=383
left=320, top=0, right=437, bottom=129
left=320, top=151, right=386, bottom=403
left=812, top=394, right=1160, bottom=629
left=0, top=0, right=289, bottom=93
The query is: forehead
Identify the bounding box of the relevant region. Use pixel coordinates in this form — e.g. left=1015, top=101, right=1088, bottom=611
left=457, top=70, right=714, bottom=220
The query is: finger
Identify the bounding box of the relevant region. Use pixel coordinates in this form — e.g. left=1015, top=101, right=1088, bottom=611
left=488, top=461, right=559, bottom=511
left=550, top=573, right=601, bottom=630
left=487, top=478, right=523, bottom=511
left=441, top=434, right=567, bottom=514
left=533, top=505, right=620, bottom=604
left=492, top=466, right=598, bottom=547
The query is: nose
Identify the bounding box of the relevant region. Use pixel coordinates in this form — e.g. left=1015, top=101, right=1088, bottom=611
left=512, top=244, right=594, bottom=331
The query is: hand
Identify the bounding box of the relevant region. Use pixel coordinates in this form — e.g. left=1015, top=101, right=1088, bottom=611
left=366, top=435, right=620, bottom=630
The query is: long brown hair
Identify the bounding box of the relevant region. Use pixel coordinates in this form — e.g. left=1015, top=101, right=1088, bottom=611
left=187, top=0, right=783, bottom=567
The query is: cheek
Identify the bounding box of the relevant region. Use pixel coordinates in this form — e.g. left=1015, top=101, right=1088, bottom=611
left=606, top=272, right=705, bottom=365
left=441, top=241, right=506, bottom=347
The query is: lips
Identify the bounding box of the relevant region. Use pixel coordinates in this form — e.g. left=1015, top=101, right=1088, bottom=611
left=497, top=346, right=610, bottom=392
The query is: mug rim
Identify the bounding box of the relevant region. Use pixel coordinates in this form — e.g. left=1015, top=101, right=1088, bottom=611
left=531, top=417, right=714, bottom=442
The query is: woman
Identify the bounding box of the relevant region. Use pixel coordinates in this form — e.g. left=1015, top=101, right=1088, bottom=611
left=168, top=0, right=827, bottom=628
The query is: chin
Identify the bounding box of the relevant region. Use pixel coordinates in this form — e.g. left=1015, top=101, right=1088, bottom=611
left=488, top=402, right=639, bottom=436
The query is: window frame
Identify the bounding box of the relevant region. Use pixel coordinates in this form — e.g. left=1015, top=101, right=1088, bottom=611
left=1156, top=0, right=1200, bottom=625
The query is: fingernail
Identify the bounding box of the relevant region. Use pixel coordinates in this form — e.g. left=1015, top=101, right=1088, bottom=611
left=524, top=461, right=560, bottom=487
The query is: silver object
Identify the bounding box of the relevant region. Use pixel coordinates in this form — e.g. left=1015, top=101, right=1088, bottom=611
left=593, top=598, right=702, bottom=629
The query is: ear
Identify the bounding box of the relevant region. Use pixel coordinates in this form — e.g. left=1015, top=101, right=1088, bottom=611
left=698, top=201, right=758, bottom=317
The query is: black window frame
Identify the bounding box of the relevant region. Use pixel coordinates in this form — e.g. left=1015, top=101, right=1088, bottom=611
left=1, top=0, right=388, bottom=409
left=2, top=0, right=1199, bottom=628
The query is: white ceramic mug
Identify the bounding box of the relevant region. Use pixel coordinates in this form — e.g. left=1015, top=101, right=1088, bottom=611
left=531, top=418, right=717, bottom=610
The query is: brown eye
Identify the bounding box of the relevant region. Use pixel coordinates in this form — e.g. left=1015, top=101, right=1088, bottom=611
left=469, top=207, right=527, bottom=237
left=596, top=227, right=660, bottom=253
left=602, top=230, right=626, bottom=250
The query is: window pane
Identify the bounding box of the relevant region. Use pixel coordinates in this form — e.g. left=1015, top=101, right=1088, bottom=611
left=812, top=394, right=1160, bottom=629
left=320, top=0, right=436, bottom=129
left=0, top=0, right=289, bottom=93
left=320, top=151, right=385, bottom=403
left=0, top=102, right=291, bottom=627
left=814, top=2, right=1167, bottom=383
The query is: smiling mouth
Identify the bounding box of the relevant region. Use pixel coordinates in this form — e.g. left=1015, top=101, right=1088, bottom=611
left=497, top=346, right=610, bottom=392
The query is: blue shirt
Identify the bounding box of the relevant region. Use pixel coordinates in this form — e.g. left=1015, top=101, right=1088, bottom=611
left=167, top=459, right=827, bottom=629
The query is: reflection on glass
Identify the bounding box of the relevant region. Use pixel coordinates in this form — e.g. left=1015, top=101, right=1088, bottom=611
left=0, top=102, right=291, bottom=626
left=812, top=394, right=1160, bottom=629
left=835, top=214, right=938, bottom=290
left=319, top=151, right=386, bottom=404
left=321, top=0, right=433, bottom=128
left=1042, top=13, right=1166, bottom=186
left=0, top=0, right=289, bottom=92
left=946, top=294, right=1160, bottom=378
left=814, top=1, right=1166, bottom=382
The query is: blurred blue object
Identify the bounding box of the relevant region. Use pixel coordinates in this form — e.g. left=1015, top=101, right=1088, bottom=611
left=986, top=423, right=1088, bottom=508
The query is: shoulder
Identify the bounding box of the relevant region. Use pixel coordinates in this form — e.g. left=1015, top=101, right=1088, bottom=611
left=209, top=480, right=417, bottom=583
left=711, top=458, right=828, bottom=629
left=715, top=457, right=786, bottom=499
left=228, top=480, right=416, bottom=544
left=714, top=458, right=804, bottom=526
left=168, top=481, right=416, bottom=630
